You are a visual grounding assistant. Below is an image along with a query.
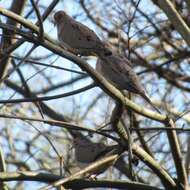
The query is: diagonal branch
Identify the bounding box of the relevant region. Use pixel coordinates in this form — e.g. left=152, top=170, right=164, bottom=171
left=152, top=0, right=190, bottom=46
left=0, top=171, right=164, bottom=190
left=30, top=0, right=44, bottom=39
left=164, top=117, right=189, bottom=189
left=0, top=17, right=167, bottom=121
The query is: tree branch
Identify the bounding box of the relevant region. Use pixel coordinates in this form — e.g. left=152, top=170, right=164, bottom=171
left=152, top=0, right=190, bottom=45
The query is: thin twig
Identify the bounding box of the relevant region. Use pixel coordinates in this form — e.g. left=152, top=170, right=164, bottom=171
left=0, top=82, right=96, bottom=103
left=30, top=0, right=44, bottom=39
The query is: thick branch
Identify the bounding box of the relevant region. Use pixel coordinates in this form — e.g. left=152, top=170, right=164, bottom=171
left=152, top=0, right=190, bottom=45
left=0, top=171, right=164, bottom=190
left=0, top=0, right=26, bottom=79
left=164, top=118, right=189, bottom=189
left=0, top=10, right=167, bottom=120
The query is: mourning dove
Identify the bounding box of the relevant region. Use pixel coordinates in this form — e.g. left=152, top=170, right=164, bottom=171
left=54, top=11, right=112, bottom=56
left=69, top=132, right=144, bottom=180
left=70, top=132, right=122, bottom=175
left=96, top=53, right=161, bottom=113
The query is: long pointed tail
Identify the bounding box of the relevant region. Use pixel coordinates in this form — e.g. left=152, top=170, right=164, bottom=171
left=141, top=93, right=161, bottom=114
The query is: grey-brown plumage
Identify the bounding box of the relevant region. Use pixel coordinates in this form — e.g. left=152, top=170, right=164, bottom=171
left=70, top=132, right=141, bottom=178
left=54, top=11, right=112, bottom=56
left=70, top=132, right=121, bottom=175
left=96, top=53, right=160, bottom=113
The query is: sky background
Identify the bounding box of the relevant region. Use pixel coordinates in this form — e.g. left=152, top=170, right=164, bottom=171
left=0, top=0, right=188, bottom=189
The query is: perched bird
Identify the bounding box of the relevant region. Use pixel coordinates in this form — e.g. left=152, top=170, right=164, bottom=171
left=72, top=134, right=118, bottom=174
left=96, top=53, right=161, bottom=113
left=70, top=132, right=144, bottom=180
left=70, top=132, right=124, bottom=175
left=54, top=11, right=112, bottom=56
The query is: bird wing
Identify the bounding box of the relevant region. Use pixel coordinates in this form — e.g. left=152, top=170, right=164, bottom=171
left=94, top=144, right=119, bottom=161
left=100, top=55, right=145, bottom=94
left=117, top=57, right=146, bottom=94
left=69, top=20, right=104, bottom=50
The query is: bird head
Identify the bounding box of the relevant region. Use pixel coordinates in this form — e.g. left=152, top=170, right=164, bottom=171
left=54, top=11, right=68, bottom=25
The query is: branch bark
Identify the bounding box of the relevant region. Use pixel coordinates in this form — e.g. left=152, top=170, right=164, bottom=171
left=0, top=171, right=164, bottom=190
left=0, top=0, right=26, bottom=79
left=152, top=0, right=190, bottom=46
